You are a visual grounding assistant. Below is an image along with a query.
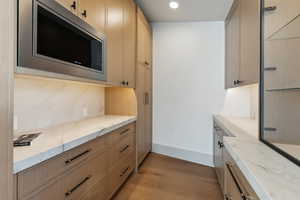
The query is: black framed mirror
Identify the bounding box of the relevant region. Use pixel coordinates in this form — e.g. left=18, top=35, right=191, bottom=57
left=260, top=0, right=300, bottom=166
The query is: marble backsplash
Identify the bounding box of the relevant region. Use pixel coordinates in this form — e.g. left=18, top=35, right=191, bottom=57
left=14, top=76, right=105, bottom=132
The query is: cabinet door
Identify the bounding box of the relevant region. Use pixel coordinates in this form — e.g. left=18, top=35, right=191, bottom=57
left=56, top=0, right=78, bottom=14
left=106, top=0, right=123, bottom=86
left=239, top=0, right=260, bottom=86
left=78, top=0, right=105, bottom=33
left=264, top=0, right=300, bottom=39
left=225, top=1, right=240, bottom=89
left=123, top=0, right=137, bottom=88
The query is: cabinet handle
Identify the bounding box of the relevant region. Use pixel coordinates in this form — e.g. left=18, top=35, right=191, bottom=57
left=121, top=81, right=126, bottom=85
left=65, top=149, right=91, bottom=165
left=120, top=145, right=130, bottom=153
left=65, top=175, right=91, bottom=197
left=144, top=92, right=149, bottom=105
left=144, top=61, right=150, bottom=66
left=233, top=80, right=243, bottom=85
left=70, top=1, right=76, bottom=10
left=120, top=128, right=130, bottom=135
left=264, top=6, right=277, bottom=12
left=120, top=166, right=130, bottom=177
left=264, top=67, right=277, bottom=71
left=218, top=141, right=224, bottom=148
left=81, top=10, right=87, bottom=18
left=126, top=81, right=129, bottom=86
left=264, top=127, right=277, bottom=131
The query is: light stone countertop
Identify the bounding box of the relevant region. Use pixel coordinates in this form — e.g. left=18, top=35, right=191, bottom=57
left=14, top=115, right=137, bottom=174
left=214, top=115, right=300, bottom=200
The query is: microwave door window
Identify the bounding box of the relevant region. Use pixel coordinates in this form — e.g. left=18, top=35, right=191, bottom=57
left=36, top=6, right=103, bottom=72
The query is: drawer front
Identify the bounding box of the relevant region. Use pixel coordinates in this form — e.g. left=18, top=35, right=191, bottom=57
left=79, top=176, right=108, bottom=200
left=21, top=151, right=108, bottom=200
left=264, top=0, right=300, bottom=38
left=18, top=135, right=108, bottom=199
left=109, top=130, right=135, bottom=167
left=108, top=152, right=135, bottom=197
left=264, top=38, right=300, bottom=90
left=224, top=149, right=259, bottom=200
left=63, top=151, right=108, bottom=200
left=108, top=123, right=135, bottom=146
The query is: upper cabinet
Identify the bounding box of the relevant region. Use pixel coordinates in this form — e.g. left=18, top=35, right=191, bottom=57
left=122, top=0, right=137, bottom=88
left=105, top=0, right=124, bottom=86
left=225, top=0, right=260, bottom=89
left=78, top=0, right=106, bottom=32
left=55, top=0, right=137, bottom=88
left=55, top=0, right=78, bottom=14
left=106, top=0, right=137, bottom=88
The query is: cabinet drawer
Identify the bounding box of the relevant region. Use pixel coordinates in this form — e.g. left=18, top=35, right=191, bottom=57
left=108, top=123, right=135, bottom=145
left=18, top=135, right=108, bottom=199
left=62, top=151, right=108, bottom=200
left=79, top=176, right=108, bottom=200
left=264, top=0, right=300, bottom=38
left=224, top=149, right=259, bottom=200
left=264, top=38, right=300, bottom=90
left=108, top=152, right=135, bottom=197
left=109, top=130, right=135, bottom=167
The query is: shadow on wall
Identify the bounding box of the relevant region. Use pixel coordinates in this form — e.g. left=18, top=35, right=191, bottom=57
left=220, top=84, right=259, bottom=119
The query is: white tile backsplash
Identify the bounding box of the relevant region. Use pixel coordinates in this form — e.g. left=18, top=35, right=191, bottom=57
left=14, top=76, right=105, bottom=132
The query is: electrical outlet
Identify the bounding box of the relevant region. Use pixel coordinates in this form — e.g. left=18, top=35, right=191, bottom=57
left=14, top=116, right=18, bottom=131
left=83, top=108, right=88, bottom=117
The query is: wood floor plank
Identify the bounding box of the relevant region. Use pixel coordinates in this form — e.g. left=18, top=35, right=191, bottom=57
left=112, top=153, right=223, bottom=200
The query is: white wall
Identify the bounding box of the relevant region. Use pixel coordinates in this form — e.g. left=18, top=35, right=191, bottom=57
left=14, top=76, right=105, bottom=132
left=152, top=22, right=258, bottom=166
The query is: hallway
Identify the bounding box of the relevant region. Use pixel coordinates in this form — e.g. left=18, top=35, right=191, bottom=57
left=113, top=153, right=223, bottom=200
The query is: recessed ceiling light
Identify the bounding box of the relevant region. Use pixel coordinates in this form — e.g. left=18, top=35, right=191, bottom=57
left=169, top=1, right=179, bottom=9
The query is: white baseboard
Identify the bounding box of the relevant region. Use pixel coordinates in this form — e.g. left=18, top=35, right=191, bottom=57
left=152, top=143, right=214, bottom=167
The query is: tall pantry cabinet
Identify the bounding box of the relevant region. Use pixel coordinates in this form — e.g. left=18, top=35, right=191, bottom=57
left=136, top=7, right=153, bottom=165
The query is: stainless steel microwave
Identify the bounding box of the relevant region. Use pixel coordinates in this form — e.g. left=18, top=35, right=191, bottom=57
left=18, top=0, right=107, bottom=81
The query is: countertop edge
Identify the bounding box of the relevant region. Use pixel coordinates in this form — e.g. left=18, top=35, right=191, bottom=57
left=13, top=117, right=137, bottom=174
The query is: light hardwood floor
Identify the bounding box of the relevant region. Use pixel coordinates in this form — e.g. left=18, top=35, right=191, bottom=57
left=112, top=153, right=223, bottom=200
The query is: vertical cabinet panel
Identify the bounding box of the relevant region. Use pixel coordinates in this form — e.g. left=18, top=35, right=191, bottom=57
left=78, top=0, right=105, bottom=32
left=225, top=1, right=240, bottom=89
left=106, top=0, right=124, bottom=86
left=225, top=0, right=260, bottom=89
left=136, top=8, right=152, bottom=165
left=123, top=0, right=137, bottom=88
left=239, top=0, right=260, bottom=85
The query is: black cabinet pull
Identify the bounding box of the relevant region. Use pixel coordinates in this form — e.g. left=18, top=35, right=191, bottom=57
left=120, top=145, right=130, bottom=153
left=65, top=175, right=91, bottom=197
left=65, top=149, right=91, bottom=165
left=126, top=81, right=129, bottom=86
left=264, top=6, right=277, bottom=12
left=121, top=81, right=126, bottom=85
left=81, top=10, right=87, bottom=18
left=70, top=1, right=76, bottom=9
left=218, top=141, right=224, bottom=148
left=120, top=166, right=130, bottom=177
left=120, top=128, right=130, bottom=135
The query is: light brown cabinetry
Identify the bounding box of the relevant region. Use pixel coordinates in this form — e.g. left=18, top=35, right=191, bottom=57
left=78, top=0, right=106, bottom=32
left=136, top=8, right=153, bottom=165
left=223, top=149, right=260, bottom=200
left=55, top=0, right=137, bottom=88
left=225, top=0, right=260, bottom=89
left=106, top=0, right=137, bottom=87
left=15, top=123, right=136, bottom=200
left=55, top=0, right=78, bottom=14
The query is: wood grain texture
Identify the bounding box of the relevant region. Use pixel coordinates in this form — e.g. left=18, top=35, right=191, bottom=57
left=105, top=87, right=137, bottom=116
left=0, top=0, right=15, bottom=199
left=112, top=153, right=223, bottom=200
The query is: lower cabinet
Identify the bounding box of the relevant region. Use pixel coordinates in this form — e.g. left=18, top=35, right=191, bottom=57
left=15, top=123, right=136, bottom=200
left=223, top=149, right=260, bottom=200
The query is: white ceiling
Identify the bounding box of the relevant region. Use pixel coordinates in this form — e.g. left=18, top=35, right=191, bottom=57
left=135, top=0, right=234, bottom=22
